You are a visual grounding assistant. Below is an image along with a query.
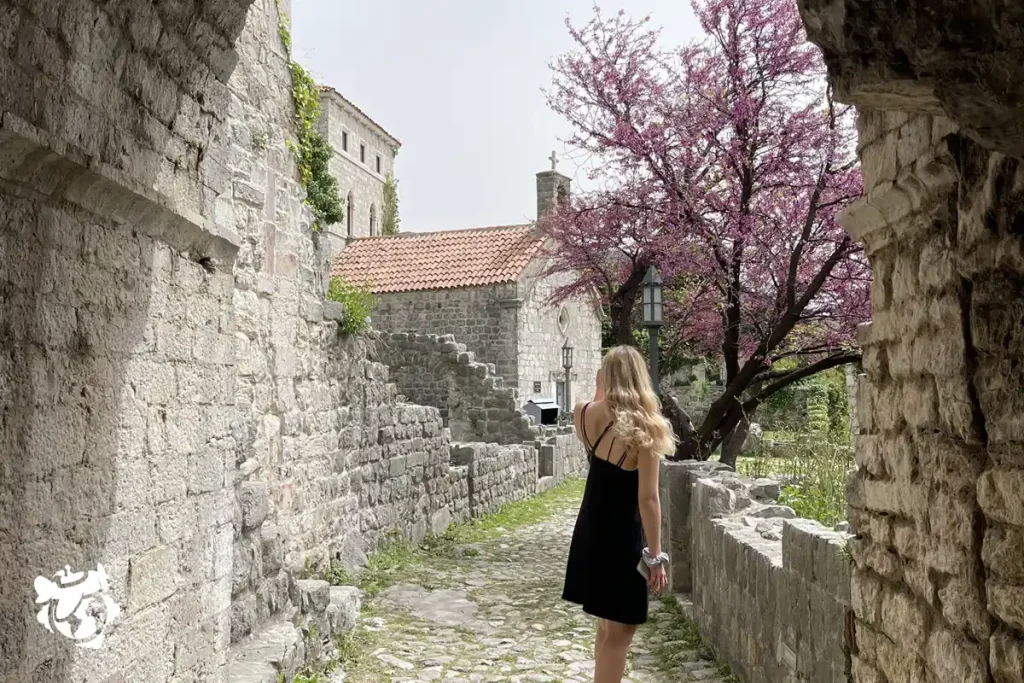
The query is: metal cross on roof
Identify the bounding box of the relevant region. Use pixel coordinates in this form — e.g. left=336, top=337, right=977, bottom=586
left=549, top=151, right=558, bottom=171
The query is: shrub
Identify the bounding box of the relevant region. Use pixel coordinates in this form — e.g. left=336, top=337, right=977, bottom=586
left=744, top=435, right=853, bottom=527
left=326, top=277, right=378, bottom=336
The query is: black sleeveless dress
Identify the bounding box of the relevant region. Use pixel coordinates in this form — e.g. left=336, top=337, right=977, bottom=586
left=561, top=403, right=648, bottom=625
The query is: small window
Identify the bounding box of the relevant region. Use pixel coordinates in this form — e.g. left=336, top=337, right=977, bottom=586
left=376, top=155, right=382, bottom=174
left=342, top=131, right=348, bottom=152
left=369, top=204, right=377, bottom=236
left=360, top=144, right=366, bottom=163
left=533, top=382, right=542, bottom=394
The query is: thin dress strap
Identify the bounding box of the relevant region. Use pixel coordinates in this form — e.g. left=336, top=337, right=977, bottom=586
left=588, top=422, right=614, bottom=456
left=614, top=438, right=630, bottom=468
left=580, top=402, right=591, bottom=447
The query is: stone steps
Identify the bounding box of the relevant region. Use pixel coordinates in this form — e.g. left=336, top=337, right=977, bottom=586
left=227, top=581, right=362, bottom=683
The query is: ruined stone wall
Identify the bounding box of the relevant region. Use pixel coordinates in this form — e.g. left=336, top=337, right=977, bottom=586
left=376, top=332, right=538, bottom=444
left=220, top=0, right=468, bottom=646
left=372, top=283, right=521, bottom=387
left=0, top=192, right=238, bottom=683
left=0, top=0, right=253, bottom=680
left=841, top=109, right=1024, bottom=682
left=659, top=462, right=853, bottom=683
left=451, top=442, right=538, bottom=519
left=537, top=428, right=588, bottom=491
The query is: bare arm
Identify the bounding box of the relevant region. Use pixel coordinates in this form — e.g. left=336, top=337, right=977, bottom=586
left=637, top=449, right=662, bottom=557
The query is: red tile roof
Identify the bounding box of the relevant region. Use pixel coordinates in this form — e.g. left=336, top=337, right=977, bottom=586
left=331, top=225, right=546, bottom=293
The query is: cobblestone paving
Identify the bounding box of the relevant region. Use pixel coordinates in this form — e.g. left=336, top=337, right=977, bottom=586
left=335, top=498, right=732, bottom=682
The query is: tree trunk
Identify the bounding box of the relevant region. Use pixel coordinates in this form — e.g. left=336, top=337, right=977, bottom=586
left=719, top=415, right=751, bottom=470
left=659, top=392, right=699, bottom=460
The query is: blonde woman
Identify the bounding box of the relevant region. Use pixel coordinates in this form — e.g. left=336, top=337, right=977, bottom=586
left=562, top=345, right=675, bottom=683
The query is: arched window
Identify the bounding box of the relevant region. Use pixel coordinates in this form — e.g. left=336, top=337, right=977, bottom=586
left=346, top=192, right=354, bottom=237
left=369, top=204, right=377, bottom=237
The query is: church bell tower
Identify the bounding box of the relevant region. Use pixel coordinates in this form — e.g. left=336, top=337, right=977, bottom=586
left=536, top=151, right=571, bottom=219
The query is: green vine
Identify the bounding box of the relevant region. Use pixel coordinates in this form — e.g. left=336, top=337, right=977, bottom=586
left=382, top=172, right=400, bottom=235
left=276, top=1, right=344, bottom=231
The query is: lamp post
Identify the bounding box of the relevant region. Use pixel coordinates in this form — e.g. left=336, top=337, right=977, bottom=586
left=642, top=265, right=664, bottom=390
left=561, top=339, right=574, bottom=414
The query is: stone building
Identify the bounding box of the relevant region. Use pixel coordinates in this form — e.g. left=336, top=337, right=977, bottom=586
left=331, top=201, right=603, bottom=410
left=316, top=86, right=400, bottom=257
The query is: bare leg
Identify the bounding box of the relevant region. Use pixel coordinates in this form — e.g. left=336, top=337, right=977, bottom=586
left=594, top=618, right=636, bottom=683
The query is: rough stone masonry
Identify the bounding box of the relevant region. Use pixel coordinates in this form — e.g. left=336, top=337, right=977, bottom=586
left=797, top=1, right=1024, bottom=681
left=0, top=1, right=583, bottom=682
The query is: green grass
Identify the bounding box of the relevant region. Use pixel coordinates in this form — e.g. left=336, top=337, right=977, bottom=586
left=641, top=597, right=740, bottom=682
left=323, top=478, right=586, bottom=597
left=735, top=435, right=853, bottom=527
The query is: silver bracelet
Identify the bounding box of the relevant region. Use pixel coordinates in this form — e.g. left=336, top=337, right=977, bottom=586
left=642, top=548, right=669, bottom=567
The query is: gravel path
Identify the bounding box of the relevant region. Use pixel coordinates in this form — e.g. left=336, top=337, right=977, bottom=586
left=334, top=492, right=734, bottom=683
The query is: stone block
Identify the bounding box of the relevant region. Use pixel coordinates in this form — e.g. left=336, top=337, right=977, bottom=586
left=238, top=481, right=269, bottom=531
left=991, top=627, right=1024, bottom=683
left=979, top=469, right=1024, bottom=526
left=129, top=545, right=179, bottom=611
left=749, top=478, right=781, bottom=501
left=748, top=504, right=795, bottom=520
left=926, top=625, right=989, bottom=683
left=325, top=586, right=361, bottom=636
left=989, top=581, right=1024, bottom=633
left=291, top=579, right=331, bottom=618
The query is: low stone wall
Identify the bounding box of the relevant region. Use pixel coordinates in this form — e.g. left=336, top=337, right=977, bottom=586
left=536, top=428, right=588, bottom=491
left=377, top=332, right=539, bottom=444
left=660, top=461, right=853, bottom=683
left=452, top=443, right=538, bottom=518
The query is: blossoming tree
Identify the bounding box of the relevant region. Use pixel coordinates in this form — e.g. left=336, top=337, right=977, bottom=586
left=540, top=0, right=869, bottom=463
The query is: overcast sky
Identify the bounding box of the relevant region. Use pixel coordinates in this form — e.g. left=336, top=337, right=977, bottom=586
left=291, top=1, right=701, bottom=233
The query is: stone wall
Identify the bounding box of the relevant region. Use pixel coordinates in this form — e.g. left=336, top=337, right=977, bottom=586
left=372, top=283, right=520, bottom=387
left=515, top=261, right=601, bottom=405
left=0, top=0, right=598, bottom=680
left=840, top=109, right=1018, bottom=683
left=0, top=192, right=238, bottom=683
left=451, top=443, right=539, bottom=519
left=376, top=332, right=538, bottom=444
left=660, top=462, right=853, bottom=683
left=0, top=0, right=253, bottom=680
left=795, top=3, right=1024, bottom=680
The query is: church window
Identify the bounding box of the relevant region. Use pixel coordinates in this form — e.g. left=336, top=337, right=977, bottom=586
left=370, top=204, right=377, bottom=236
left=360, top=144, right=366, bottom=163
left=342, top=131, right=348, bottom=152
left=557, top=307, right=570, bottom=334
left=376, top=155, right=382, bottom=174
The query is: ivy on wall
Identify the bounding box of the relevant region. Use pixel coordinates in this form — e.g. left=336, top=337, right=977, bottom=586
left=276, top=2, right=344, bottom=231
left=382, top=172, right=400, bottom=235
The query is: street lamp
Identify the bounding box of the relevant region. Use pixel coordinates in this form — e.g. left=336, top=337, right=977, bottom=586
left=562, top=339, right=574, bottom=414
left=642, top=265, right=664, bottom=390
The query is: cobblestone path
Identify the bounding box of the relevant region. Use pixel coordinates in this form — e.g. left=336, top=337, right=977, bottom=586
left=335, top=488, right=733, bottom=682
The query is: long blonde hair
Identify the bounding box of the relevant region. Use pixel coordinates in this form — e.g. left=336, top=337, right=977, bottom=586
left=600, top=345, right=675, bottom=457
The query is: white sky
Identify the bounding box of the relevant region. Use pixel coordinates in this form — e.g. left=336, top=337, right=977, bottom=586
left=291, top=1, right=701, bottom=232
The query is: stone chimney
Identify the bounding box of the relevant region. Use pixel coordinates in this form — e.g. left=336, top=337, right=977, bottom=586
left=536, top=151, right=571, bottom=219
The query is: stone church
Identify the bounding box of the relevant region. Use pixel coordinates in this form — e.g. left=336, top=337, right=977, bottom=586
left=331, top=161, right=603, bottom=410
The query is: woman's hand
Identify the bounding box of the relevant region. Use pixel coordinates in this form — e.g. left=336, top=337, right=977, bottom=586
left=648, top=564, right=668, bottom=594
